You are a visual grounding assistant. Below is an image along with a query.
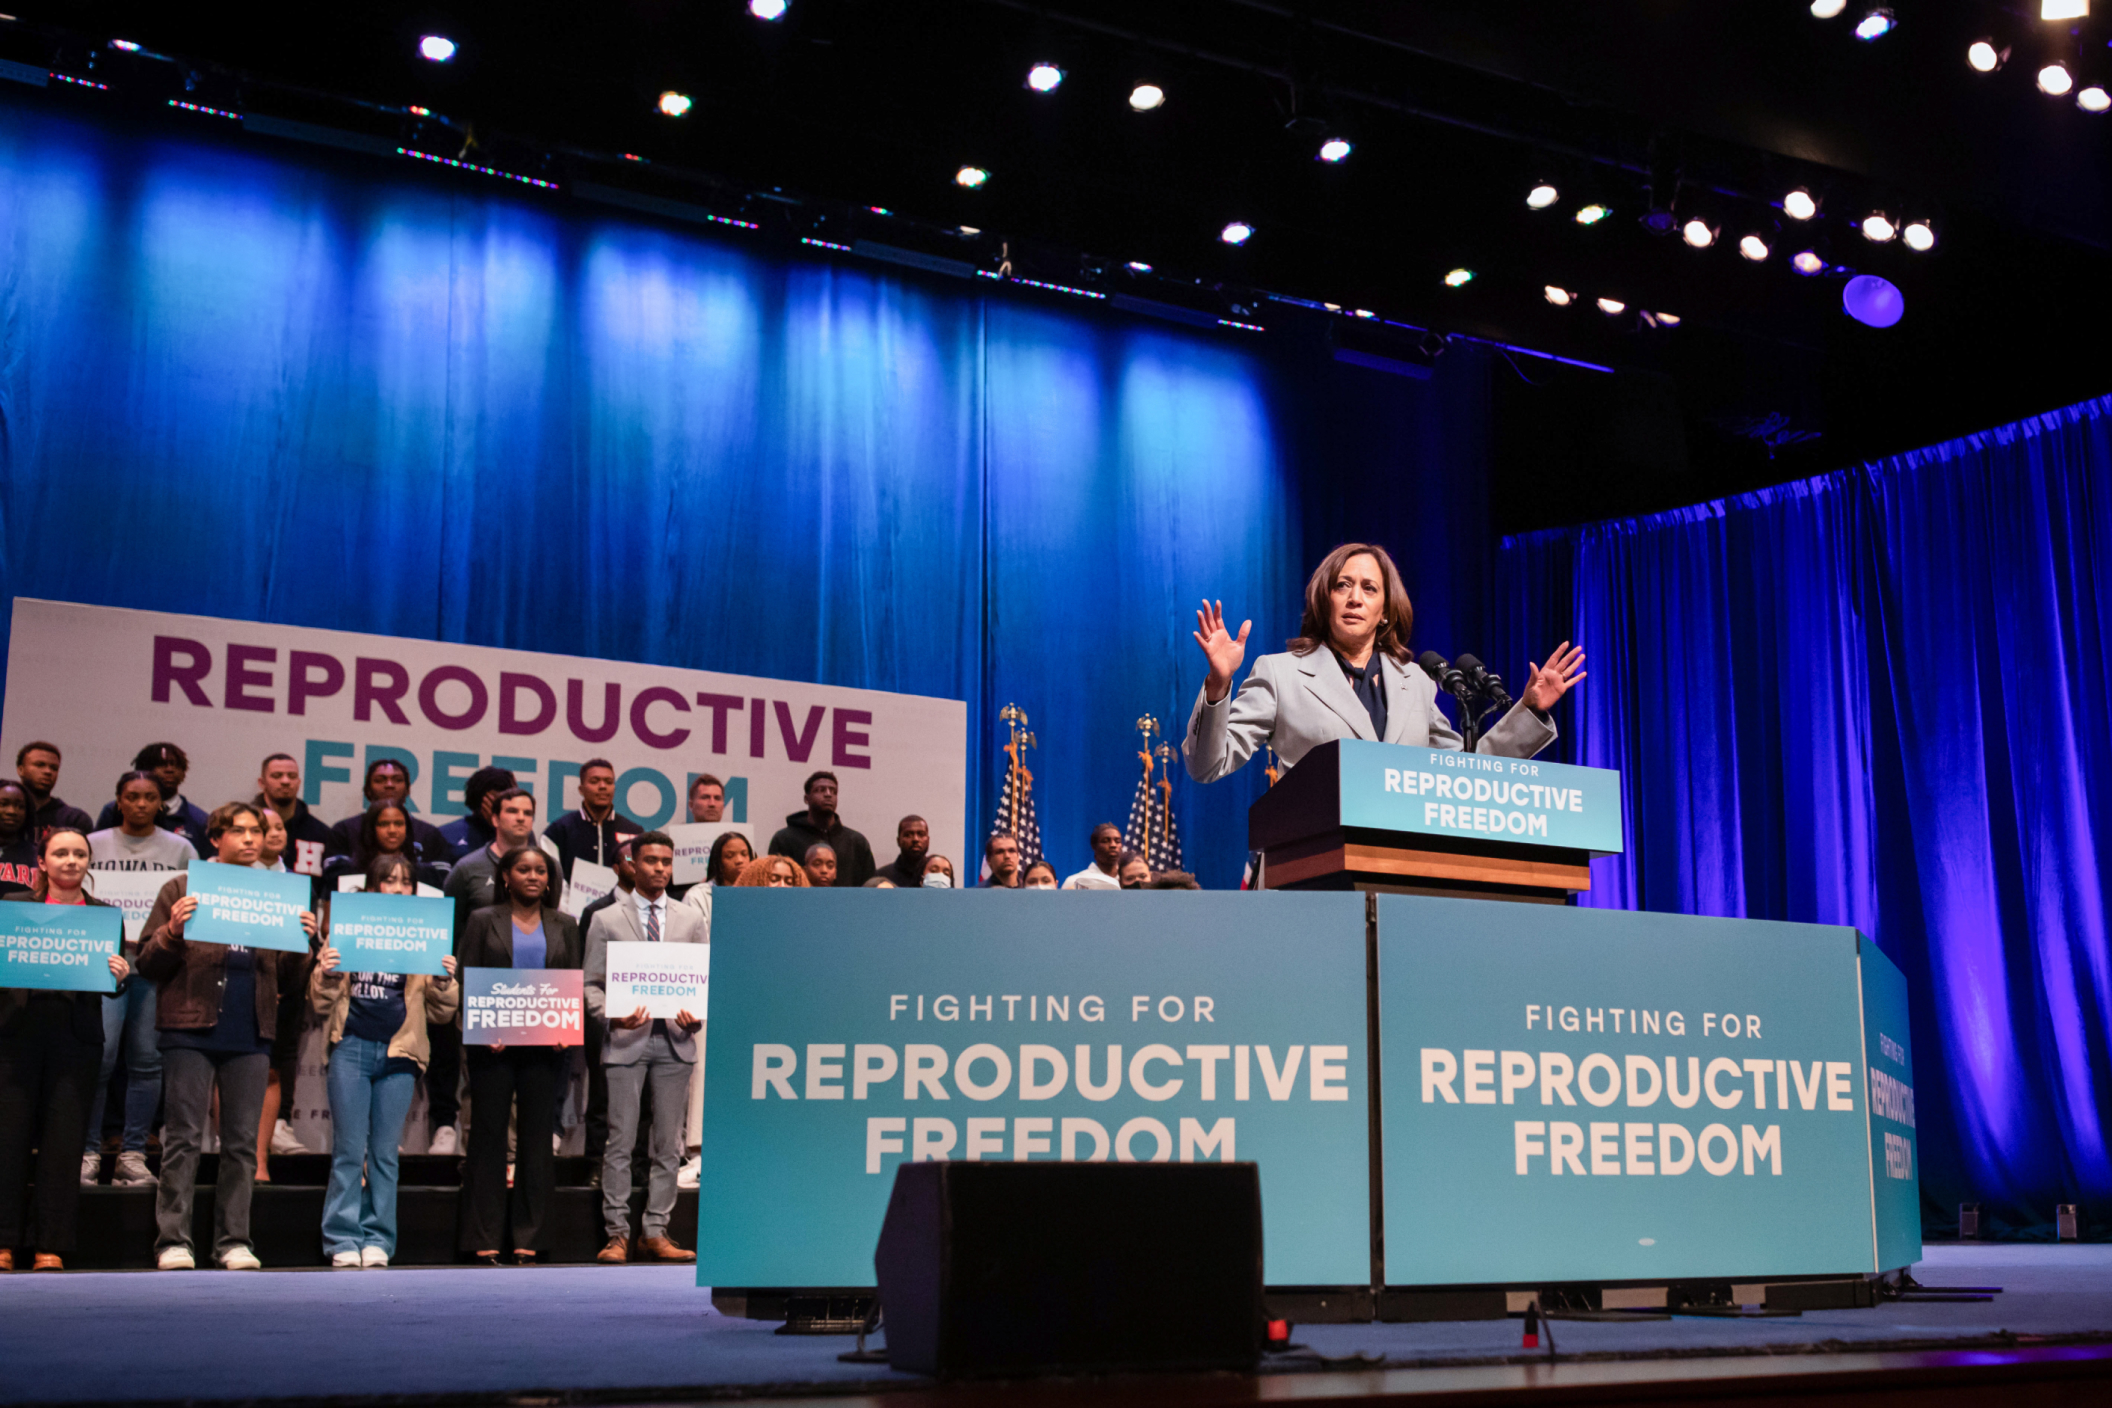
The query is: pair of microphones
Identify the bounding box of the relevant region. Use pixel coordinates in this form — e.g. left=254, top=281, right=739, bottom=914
left=1417, top=650, right=1512, bottom=712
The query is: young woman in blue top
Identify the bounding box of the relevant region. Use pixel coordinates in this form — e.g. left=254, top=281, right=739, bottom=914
left=311, top=852, right=459, bottom=1268
left=455, top=846, right=579, bottom=1265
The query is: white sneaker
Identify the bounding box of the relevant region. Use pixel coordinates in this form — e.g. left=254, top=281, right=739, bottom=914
left=330, top=1250, right=363, bottom=1269
left=156, top=1246, right=195, bottom=1271
left=552, top=1133, right=564, bottom=1154
left=220, top=1246, right=262, bottom=1271
left=113, top=1151, right=158, bottom=1187
left=270, top=1120, right=307, bottom=1155
left=428, top=1125, right=460, bottom=1157
left=80, top=1152, right=101, bottom=1186
left=361, top=1246, right=389, bottom=1268
left=677, top=1155, right=701, bottom=1190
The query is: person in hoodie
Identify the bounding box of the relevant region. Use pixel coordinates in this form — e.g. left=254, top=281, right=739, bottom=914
left=872, top=815, right=931, bottom=888
left=543, top=758, right=641, bottom=883
left=14, top=742, right=94, bottom=844
left=253, top=753, right=346, bottom=883
left=765, top=772, right=873, bottom=887
left=328, top=758, right=450, bottom=864
left=437, top=767, right=517, bottom=862
left=95, top=743, right=210, bottom=856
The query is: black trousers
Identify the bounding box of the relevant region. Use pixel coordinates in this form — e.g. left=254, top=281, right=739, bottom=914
left=0, top=1004, right=98, bottom=1254
left=426, top=1019, right=461, bottom=1131
left=458, top=1045, right=561, bottom=1252
left=583, top=1015, right=607, bottom=1160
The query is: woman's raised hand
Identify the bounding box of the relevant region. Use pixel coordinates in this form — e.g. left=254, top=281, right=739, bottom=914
left=1194, top=599, right=1251, bottom=704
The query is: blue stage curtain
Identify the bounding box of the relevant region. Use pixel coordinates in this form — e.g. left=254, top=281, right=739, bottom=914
left=1499, top=394, right=2112, bottom=1236
left=0, top=93, right=1493, bottom=889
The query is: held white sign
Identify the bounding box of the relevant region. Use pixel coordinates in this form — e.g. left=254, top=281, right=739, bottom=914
left=605, top=940, right=709, bottom=1020
left=1, top=598, right=966, bottom=874
left=665, top=822, right=748, bottom=885
left=88, top=870, right=182, bottom=946
left=563, top=859, right=619, bottom=920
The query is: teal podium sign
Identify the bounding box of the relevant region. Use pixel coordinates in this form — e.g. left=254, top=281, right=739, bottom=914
left=1376, top=896, right=1920, bottom=1285
left=1332, top=740, right=1624, bottom=854
left=696, top=889, right=1373, bottom=1290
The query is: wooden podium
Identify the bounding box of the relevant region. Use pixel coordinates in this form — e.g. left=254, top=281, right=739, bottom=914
left=1248, top=740, right=1620, bottom=904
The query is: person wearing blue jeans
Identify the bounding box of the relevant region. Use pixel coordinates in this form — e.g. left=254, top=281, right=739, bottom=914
left=310, top=853, right=459, bottom=1268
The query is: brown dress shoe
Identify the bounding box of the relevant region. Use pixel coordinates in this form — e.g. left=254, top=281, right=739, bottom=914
left=32, top=1253, right=63, bottom=1271
left=0, top=1248, right=13, bottom=1271
left=596, top=1237, right=630, bottom=1264
left=635, top=1236, right=695, bottom=1263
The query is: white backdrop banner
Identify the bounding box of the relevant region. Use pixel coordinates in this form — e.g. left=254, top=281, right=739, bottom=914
left=2, top=599, right=967, bottom=867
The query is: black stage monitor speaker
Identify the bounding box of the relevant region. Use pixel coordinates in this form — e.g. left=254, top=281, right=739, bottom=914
left=874, top=1161, right=1264, bottom=1378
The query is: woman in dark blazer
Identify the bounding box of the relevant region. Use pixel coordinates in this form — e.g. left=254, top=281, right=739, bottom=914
left=456, top=845, right=578, bottom=1265
left=0, top=828, right=129, bottom=1271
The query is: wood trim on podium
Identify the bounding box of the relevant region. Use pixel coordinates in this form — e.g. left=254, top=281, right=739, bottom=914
left=1263, top=837, right=1590, bottom=893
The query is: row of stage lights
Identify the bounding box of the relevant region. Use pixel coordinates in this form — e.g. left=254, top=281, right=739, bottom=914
left=1809, top=0, right=2112, bottom=112
left=1526, top=179, right=1937, bottom=262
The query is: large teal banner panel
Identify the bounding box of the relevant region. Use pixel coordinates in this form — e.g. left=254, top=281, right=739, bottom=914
left=1378, top=896, right=1893, bottom=1285
left=697, top=889, right=1371, bottom=1289
left=1860, top=937, right=1923, bottom=1272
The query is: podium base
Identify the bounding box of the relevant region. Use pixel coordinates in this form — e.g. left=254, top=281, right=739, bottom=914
left=1258, top=832, right=1588, bottom=904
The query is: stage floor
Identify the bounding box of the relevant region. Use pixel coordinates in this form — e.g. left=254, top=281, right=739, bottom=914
left=3, top=1245, right=2107, bottom=1406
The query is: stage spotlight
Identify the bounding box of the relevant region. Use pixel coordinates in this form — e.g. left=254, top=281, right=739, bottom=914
left=1792, top=250, right=1826, bottom=275
left=1574, top=203, right=1609, bottom=225
left=1862, top=212, right=1896, bottom=242
left=1596, top=297, right=1626, bottom=314
left=1843, top=273, right=1904, bottom=327
left=1681, top=218, right=1716, bottom=248
left=657, top=90, right=693, bottom=117
left=1129, top=83, right=1164, bottom=111
left=1127, top=260, right=1152, bottom=271
left=1027, top=63, right=1065, bottom=93
left=1810, top=0, right=1846, bottom=16
left=1317, top=137, right=1353, bottom=163
left=1544, top=285, right=1574, bottom=306
left=418, top=35, right=456, bottom=62
left=1739, top=234, right=1770, bottom=261
left=1854, top=9, right=1895, bottom=40
left=2041, top=0, right=2089, bottom=19
left=111, top=39, right=142, bottom=52
left=1443, top=267, right=1475, bottom=287
left=2039, top=63, right=2074, bottom=95
left=1783, top=188, right=1818, bottom=220
left=1654, top=312, right=1681, bottom=326
left=1902, top=220, right=1936, bottom=251
left=2081, top=85, right=2112, bottom=111
left=956, top=165, right=990, bottom=188
left=749, top=0, right=789, bottom=18
left=1526, top=183, right=1559, bottom=209
left=1221, top=221, right=1255, bottom=244
left=1968, top=40, right=2004, bottom=72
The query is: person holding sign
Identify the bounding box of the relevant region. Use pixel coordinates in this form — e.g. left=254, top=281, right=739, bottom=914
left=456, top=846, right=580, bottom=1265
left=0, top=828, right=129, bottom=1271
left=1182, top=542, right=1584, bottom=782
left=584, top=832, right=703, bottom=1264
left=135, top=803, right=318, bottom=1271
left=310, top=853, right=460, bottom=1268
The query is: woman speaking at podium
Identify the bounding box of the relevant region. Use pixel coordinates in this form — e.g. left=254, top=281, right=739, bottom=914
left=1183, top=542, right=1585, bottom=782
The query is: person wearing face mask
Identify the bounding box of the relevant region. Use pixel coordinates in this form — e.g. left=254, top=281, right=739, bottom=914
left=0, top=781, right=44, bottom=896
left=1117, top=851, right=1152, bottom=890
left=1183, top=542, right=1583, bottom=784
left=0, top=828, right=131, bottom=1270
left=921, top=855, right=957, bottom=889
left=329, top=759, right=451, bottom=864
left=95, top=744, right=210, bottom=856
left=310, top=853, right=459, bottom=1268
left=734, top=855, right=809, bottom=887
left=1020, top=860, right=1059, bottom=889
left=136, top=803, right=319, bottom=1271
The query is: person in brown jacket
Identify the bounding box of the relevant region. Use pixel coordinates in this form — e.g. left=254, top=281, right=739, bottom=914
left=135, top=802, right=315, bottom=1271
left=311, top=852, right=459, bottom=1269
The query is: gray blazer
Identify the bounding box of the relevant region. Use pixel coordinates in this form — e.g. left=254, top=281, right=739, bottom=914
left=1183, top=649, right=1557, bottom=783
left=584, top=893, right=707, bottom=1066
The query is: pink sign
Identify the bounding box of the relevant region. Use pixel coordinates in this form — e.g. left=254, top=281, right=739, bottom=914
left=462, top=968, right=583, bottom=1046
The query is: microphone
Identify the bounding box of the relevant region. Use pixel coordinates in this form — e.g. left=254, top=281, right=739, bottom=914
left=1453, top=653, right=1513, bottom=711
left=1416, top=650, right=1476, bottom=705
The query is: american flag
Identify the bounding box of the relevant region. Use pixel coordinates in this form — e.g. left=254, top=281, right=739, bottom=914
left=1123, top=744, right=1183, bottom=873
left=989, top=758, right=1044, bottom=868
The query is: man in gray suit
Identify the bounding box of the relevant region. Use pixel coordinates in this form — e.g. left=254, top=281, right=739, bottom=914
left=584, top=830, right=703, bottom=1263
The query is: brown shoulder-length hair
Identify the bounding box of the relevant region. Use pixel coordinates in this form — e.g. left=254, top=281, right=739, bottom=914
left=1286, top=542, right=1414, bottom=664
left=734, top=854, right=809, bottom=887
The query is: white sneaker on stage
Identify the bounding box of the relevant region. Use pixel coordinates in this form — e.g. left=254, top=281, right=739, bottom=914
left=677, top=1155, right=701, bottom=1190
left=361, top=1246, right=389, bottom=1268
left=114, top=1151, right=158, bottom=1186
left=80, top=1152, right=100, bottom=1186
left=331, top=1250, right=363, bottom=1269
left=428, top=1125, right=460, bottom=1157
left=156, top=1246, right=195, bottom=1271
left=553, top=1133, right=564, bottom=1155
left=270, top=1120, right=307, bottom=1155
left=220, top=1246, right=263, bottom=1271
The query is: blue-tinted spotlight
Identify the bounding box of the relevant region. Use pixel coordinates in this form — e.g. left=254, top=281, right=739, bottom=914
left=1844, top=274, right=1904, bottom=327
left=419, top=35, right=457, bottom=62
